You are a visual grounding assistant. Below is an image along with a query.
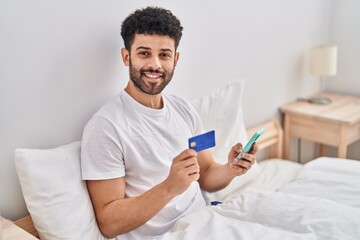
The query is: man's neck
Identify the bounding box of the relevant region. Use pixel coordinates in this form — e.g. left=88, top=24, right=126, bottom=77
left=124, top=81, right=163, bottom=109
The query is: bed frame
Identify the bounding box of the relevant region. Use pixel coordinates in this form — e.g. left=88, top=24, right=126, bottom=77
left=14, top=119, right=283, bottom=238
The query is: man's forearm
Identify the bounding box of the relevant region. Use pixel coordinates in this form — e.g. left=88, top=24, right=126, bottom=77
left=96, top=181, right=175, bottom=238
left=89, top=149, right=200, bottom=238
left=198, top=147, right=256, bottom=193
left=199, top=162, right=235, bottom=192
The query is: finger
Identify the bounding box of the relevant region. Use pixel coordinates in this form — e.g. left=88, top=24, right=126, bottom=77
left=232, top=143, right=243, bottom=153
left=183, top=148, right=197, bottom=157
left=229, top=162, right=248, bottom=175
left=232, top=159, right=252, bottom=170
left=249, top=142, right=259, bottom=155
left=188, top=172, right=200, bottom=181
left=229, top=143, right=243, bottom=159
left=240, top=152, right=256, bottom=165
left=183, top=157, right=199, bottom=169
left=174, top=149, right=197, bottom=162
left=186, top=165, right=200, bottom=176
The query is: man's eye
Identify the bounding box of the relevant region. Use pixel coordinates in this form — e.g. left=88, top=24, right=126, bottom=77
left=160, top=53, right=171, bottom=58
left=139, top=52, right=150, bottom=56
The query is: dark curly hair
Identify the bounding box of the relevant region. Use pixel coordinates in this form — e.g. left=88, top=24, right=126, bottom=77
left=121, top=7, right=183, bottom=51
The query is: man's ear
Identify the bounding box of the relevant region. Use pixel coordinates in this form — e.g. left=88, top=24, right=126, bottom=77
left=121, top=48, right=130, bottom=66
left=174, top=52, right=180, bottom=68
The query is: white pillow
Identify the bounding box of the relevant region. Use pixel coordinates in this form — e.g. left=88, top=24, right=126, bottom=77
left=15, top=142, right=109, bottom=240
left=190, top=79, right=260, bottom=202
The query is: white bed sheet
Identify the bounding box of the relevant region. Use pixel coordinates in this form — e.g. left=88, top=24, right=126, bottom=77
left=161, top=157, right=360, bottom=240
left=240, top=158, right=303, bottom=191
left=280, top=157, right=360, bottom=209
left=203, top=159, right=303, bottom=203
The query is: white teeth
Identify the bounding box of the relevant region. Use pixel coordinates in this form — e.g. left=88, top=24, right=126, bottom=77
left=145, top=73, right=161, bottom=79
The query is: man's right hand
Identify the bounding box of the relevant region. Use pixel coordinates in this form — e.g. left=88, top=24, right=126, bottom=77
left=163, top=149, right=200, bottom=196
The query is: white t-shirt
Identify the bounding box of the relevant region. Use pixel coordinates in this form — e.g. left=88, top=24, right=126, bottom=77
left=81, top=90, right=206, bottom=240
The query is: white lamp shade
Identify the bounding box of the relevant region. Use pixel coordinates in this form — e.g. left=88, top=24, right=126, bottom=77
left=310, top=45, right=337, bottom=76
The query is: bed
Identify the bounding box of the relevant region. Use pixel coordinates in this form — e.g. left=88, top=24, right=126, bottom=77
left=161, top=157, right=360, bottom=240
left=14, top=80, right=360, bottom=240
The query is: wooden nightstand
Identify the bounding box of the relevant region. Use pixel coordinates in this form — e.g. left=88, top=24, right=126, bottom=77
left=1, top=217, right=38, bottom=240
left=280, top=92, right=360, bottom=159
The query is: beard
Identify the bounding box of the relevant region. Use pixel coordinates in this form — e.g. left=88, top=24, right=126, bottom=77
left=129, top=59, right=175, bottom=95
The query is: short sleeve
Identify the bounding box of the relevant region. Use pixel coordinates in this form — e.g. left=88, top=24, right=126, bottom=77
left=81, top=116, right=125, bottom=180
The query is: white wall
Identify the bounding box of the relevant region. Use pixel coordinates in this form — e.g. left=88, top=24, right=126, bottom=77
left=0, top=0, right=336, bottom=220
left=328, top=0, right=360, bottom=96
left=325, top=0, right=360, bottom=159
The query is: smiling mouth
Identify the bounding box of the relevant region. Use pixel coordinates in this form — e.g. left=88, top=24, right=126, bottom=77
left=142, top=71, right=164, bottom=82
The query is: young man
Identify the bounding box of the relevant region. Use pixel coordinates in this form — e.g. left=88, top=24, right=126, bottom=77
left=81, top=7, right=257, bottom=240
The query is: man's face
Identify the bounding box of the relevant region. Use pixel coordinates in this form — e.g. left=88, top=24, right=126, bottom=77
left=122, top=34, right=179, bottom=95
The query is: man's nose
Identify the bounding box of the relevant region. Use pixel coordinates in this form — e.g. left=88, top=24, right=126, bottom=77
left=147, top=56, right=161, bottom=70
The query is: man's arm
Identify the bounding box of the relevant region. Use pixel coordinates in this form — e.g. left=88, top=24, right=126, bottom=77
left=197, top=143, right=258, bottom=192
left=86, top=149, right=199, bottom=238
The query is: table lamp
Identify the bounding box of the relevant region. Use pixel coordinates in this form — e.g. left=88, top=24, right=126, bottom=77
left=309, top=45, right=338, bottom=104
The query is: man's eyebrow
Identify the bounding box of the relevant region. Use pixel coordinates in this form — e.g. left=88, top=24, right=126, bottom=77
left=136, top=46, right=151, bottom=51
left=160, top=48, right=173, bottom=53
left=135, top=46, right=173, bottom=53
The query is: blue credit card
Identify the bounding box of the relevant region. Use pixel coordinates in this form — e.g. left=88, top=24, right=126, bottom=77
left=188, top=130, right=216, bottom=152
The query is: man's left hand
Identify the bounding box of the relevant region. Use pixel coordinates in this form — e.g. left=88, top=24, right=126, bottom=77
left=226, top=142, right=258, bottom=176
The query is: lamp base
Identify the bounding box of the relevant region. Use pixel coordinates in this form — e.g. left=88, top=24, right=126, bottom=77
left=308, top=96, right=332, bottom=105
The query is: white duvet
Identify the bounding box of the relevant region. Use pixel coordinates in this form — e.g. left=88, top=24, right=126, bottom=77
left=161, top=157, right=360, bottom=240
